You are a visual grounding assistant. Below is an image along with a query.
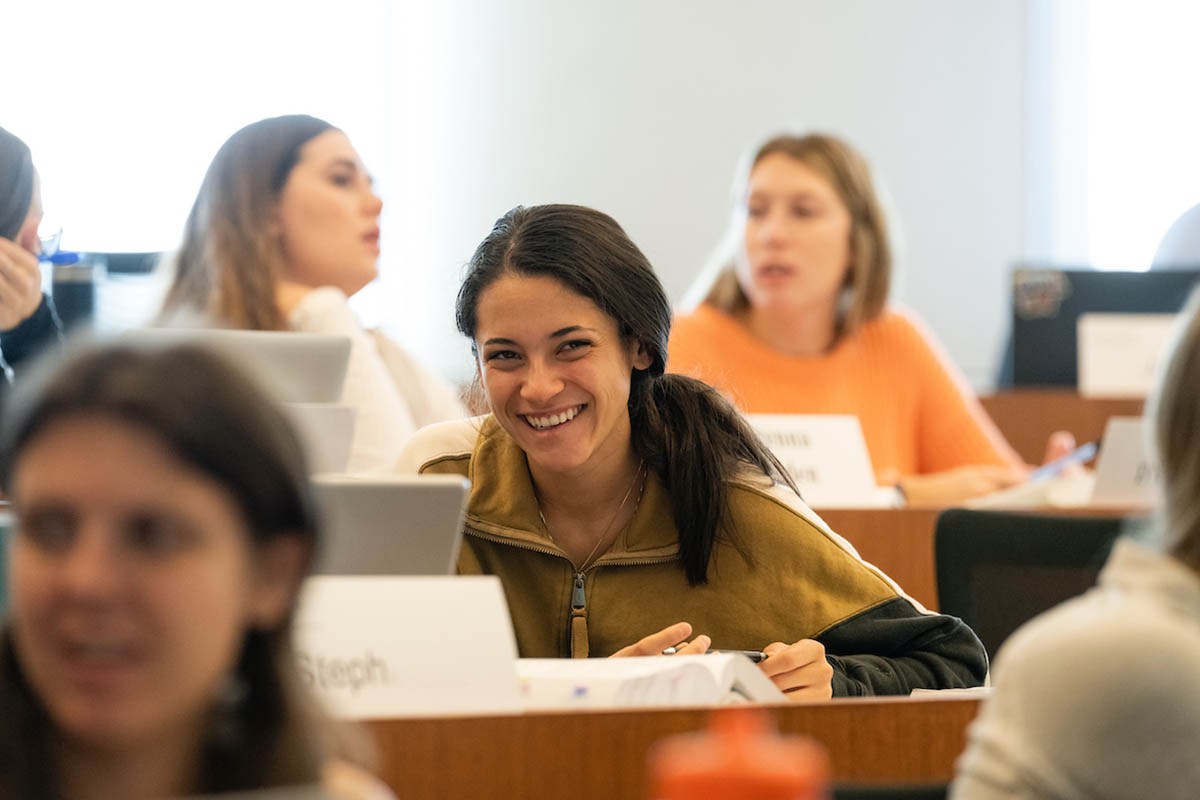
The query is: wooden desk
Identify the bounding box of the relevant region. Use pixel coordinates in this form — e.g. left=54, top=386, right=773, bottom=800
left=817, top=508, right=941, bottom=611
left=366, top=695, right=981, bottom=799
left=981, top=390, right=1143, bottom=464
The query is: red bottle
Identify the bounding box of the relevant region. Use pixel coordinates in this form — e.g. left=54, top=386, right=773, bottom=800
left=648, top=707, right=831, bottom=800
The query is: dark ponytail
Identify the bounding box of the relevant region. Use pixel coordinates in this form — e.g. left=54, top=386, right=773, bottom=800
left=459, top=204, right=796, bottom=585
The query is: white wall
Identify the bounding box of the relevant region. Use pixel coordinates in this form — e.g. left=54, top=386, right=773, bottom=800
left=381, top=0, right=1030, bottom=387
left=5, top=1, right=1033, bottom=389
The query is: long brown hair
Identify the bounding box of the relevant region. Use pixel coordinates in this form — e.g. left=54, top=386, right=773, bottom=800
left=1148, top=288, right=1200, bottom=572
left=162, top=115, right=335, bottom=330
left=695, top=132, right=892, bottom=345
left=458, top=204, right=798, bottom=585
left=0, top=342, right=363, bottom=796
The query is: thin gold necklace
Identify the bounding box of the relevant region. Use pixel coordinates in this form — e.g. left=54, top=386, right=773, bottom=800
left=537, top=460, right=646, bottom=572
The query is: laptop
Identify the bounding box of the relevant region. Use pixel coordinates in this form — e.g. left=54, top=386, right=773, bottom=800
left=122, top=328, right=352, bottom=403
left=311, top=475, right=470, bottom=575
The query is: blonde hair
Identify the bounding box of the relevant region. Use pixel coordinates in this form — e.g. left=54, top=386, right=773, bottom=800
left=694, top=133, right=892, bottom=345
left=162, top=115, right=335, bottom=330
left=1148, top=287, right=1200, bottom=572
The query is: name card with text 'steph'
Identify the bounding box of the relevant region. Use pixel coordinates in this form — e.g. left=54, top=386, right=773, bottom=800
left=746, top=414, right=891, bottom=507
left=294, top=575, right=522, bottom=719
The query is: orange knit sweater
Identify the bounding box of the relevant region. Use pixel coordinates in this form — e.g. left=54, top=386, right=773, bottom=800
left=667, top=304, right=1023, bottom=482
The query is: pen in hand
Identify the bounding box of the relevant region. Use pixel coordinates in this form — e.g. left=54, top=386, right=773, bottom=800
left=661, top=646, right=768, bottom=663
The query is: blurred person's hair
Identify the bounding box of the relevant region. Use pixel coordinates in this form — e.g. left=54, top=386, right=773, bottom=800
left=1148, top=286, right=1200, bottom=572
left=0, top=126, right=36, bottom=241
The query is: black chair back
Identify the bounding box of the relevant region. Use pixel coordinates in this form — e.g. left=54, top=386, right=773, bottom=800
left=935, top=509, right=1128, bottom=658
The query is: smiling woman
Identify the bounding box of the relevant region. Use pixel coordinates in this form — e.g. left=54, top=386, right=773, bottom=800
left=399, top=203, right=987, bottom=697
left=160, top=115, right=465, bottom=473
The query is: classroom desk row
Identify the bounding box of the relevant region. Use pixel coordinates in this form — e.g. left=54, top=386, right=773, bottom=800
left=366, top=694, right=981, bottom=799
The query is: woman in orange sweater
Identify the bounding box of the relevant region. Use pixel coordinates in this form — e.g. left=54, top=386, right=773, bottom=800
left=669, top=133, right=1065, bottom=506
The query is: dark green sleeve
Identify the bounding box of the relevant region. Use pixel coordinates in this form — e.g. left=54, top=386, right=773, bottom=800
left=0, top=295, right=62, bottom=378
left=818, top=596, right=988, bottom=697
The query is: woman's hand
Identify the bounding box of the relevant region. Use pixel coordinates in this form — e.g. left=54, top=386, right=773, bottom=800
left=760, top=639, right=833, bottom=701
left=0, top=238, right=44, bottom=330
left=611, top=621, right=710, bottom=658
left=1041, top=430, right=1077, bottom=467
left=898, top=464, right=1027, bottom=507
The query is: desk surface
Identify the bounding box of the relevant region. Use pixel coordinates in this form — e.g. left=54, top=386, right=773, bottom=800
left=366, top=695, right=981, bottom=799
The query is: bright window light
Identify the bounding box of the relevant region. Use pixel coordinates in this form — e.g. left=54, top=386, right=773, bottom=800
left=1087, top=0, right=1200, bottom=268
left=4, top=0, right=392, bottom=254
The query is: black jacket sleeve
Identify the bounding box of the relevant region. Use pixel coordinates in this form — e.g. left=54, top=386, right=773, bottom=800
left=0, top=294, right=62, bottom=379
left=817, top=596, right=988, bottom=697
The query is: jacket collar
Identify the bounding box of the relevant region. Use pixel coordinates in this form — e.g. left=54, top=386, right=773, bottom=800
left=463, top=415, right=679, bottom=561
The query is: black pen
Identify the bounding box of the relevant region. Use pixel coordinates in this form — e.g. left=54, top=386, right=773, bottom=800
left=661, top=647, right=769, bottom=663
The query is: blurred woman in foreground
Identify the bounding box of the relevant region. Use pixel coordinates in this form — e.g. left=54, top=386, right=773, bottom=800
left=0, top=342, right=391, bottom=799
left=950, top=290, right=1200, bottom=799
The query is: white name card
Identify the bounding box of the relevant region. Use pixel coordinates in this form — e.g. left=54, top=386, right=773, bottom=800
left=746, top=414, right=886, bottom=507
left=1090, top=416, right=1159, bottom=508
left=1078, top=313, right=1177, bottom=398
left=294, top=575, right=522, bottom=719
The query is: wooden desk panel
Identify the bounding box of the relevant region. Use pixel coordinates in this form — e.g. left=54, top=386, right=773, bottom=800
left=816, top=508, right=941, bottom=611
left=366, top=696, right=980, bottom=799
left=981, top=390, right=1143, bottom=464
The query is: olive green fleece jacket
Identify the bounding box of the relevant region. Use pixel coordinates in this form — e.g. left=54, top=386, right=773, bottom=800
left=398, top=416, right=987, bottom=696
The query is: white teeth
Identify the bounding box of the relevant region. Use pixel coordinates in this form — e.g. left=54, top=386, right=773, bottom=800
left=526, top=405, right=583, bottom=430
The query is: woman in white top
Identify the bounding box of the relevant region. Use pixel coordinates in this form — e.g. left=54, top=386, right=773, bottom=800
left=162, top=114, right=465, bottom=472
left=950, top=289, right=1200, bottom=800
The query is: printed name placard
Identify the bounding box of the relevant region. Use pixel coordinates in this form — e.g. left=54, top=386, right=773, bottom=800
left=294, top=575, right=522, bottom=718
left=746, top=414, right=886, bottom=507
left=1090, top=416, right=1159, bottom=508
left=1078, top=313, right=1178, bottom=398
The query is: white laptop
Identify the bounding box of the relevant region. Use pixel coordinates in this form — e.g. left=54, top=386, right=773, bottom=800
left=121, top=328, right=352, bottom=403
left=311, top=475, right=470, bottom=575
left=1090, top=416, right=1159, bottom=508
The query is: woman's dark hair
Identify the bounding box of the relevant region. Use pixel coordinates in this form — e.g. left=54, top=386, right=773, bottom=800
left=0, top=126, right=35, bottom=241
left=0, top=342, right=348, bottom=796
left=457, top=204, right=796, bottom=585
left=162, top=114, right=335, bottom=330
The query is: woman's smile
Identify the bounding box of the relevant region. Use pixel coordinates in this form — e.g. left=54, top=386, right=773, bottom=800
left=522, top=403, right=588, bottom=431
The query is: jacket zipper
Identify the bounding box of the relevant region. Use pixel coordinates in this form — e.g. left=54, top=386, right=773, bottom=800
left=464, top=526, right=677, bottom=657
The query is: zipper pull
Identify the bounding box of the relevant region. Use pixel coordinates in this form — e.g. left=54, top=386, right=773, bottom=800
left=572, top=572, right=586, bottom=610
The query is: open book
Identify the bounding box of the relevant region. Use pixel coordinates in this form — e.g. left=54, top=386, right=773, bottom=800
left=517, top=654, right=786, bottom=710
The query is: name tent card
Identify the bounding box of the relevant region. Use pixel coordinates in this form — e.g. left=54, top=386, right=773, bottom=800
left=746, top=414, right=885, bottom=507
left=294, top=575, right=522, bottom=719
left=1090, top=416, right=1159, bottom=508
left=1078, top=312, right=1178, bottom=398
